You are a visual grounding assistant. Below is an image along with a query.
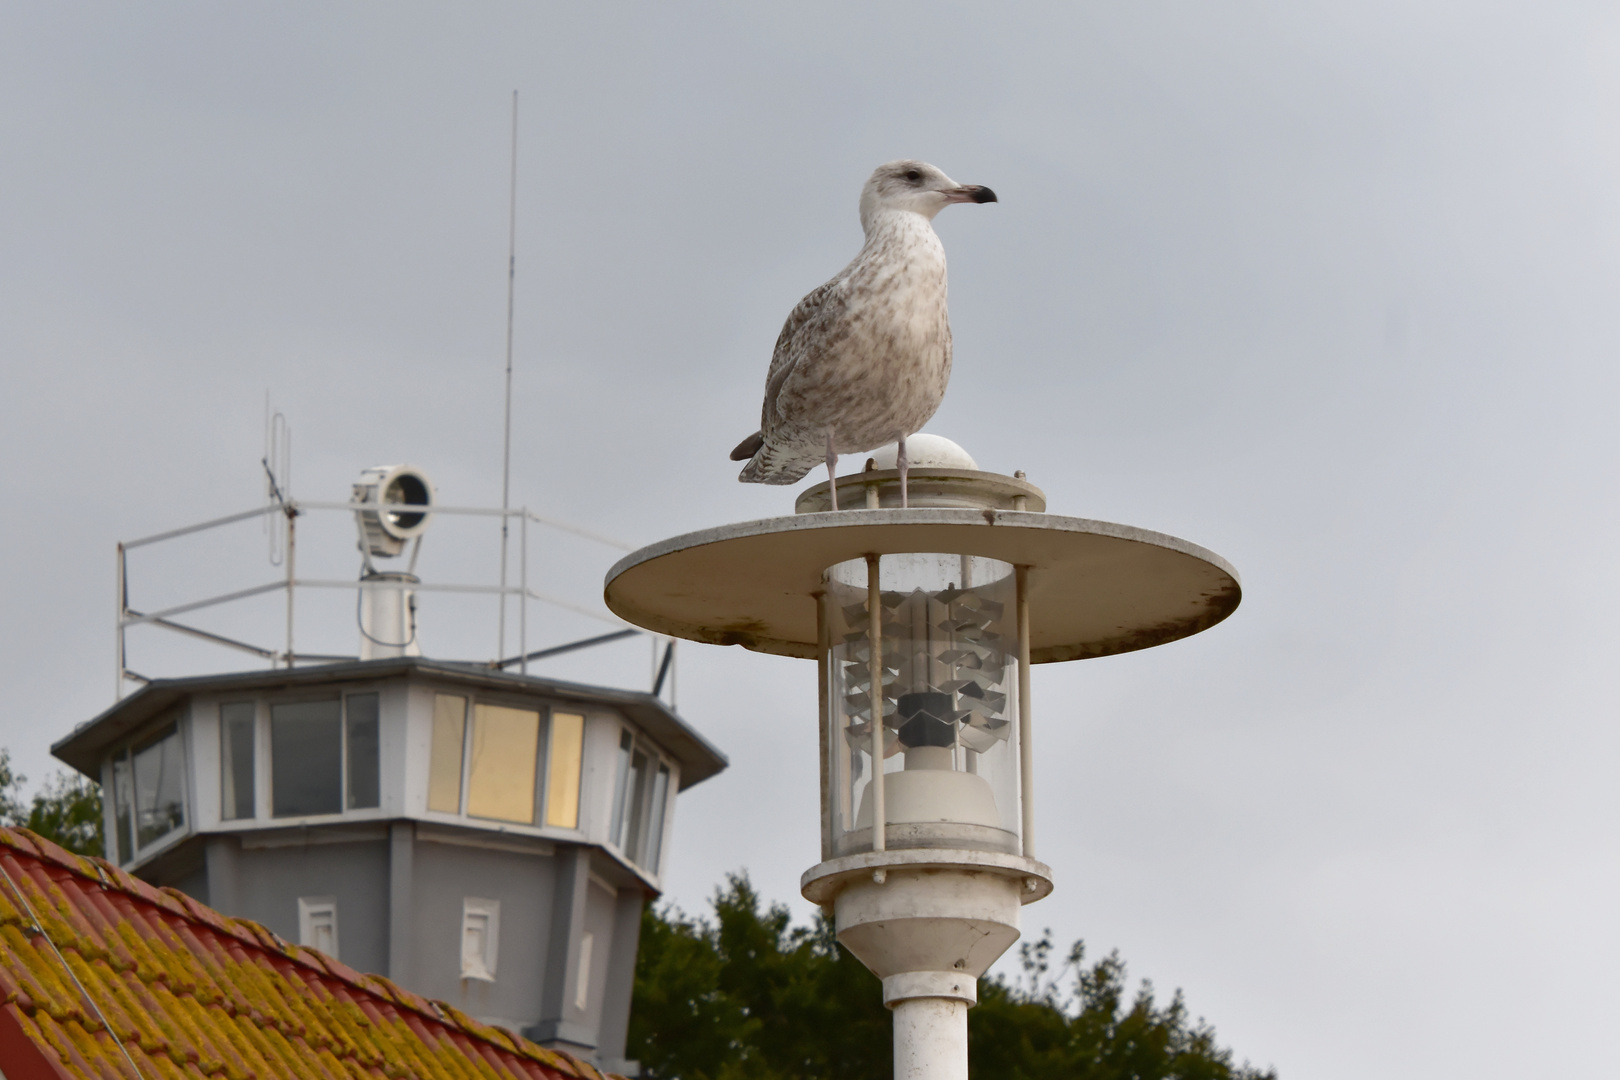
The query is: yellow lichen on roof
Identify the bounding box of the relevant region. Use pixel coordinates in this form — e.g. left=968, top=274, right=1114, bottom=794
left=0, top=828, right=623, bottom=1080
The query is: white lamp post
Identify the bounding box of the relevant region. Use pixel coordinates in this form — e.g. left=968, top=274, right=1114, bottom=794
left=605, top=443, right=1240, bottom=1080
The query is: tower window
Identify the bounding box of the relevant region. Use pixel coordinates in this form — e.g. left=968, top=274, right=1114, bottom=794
left=133, top=724, right=186, bottom=848
left=298, top=896, right=339, bottom=958
left=622, top=746, right=650, bottom=859
left=269, top=696, right=381, bottom=818
left=544, top=712, right=585, bottom=829
left=610, top=729, right=672, bottom=871
left=609, top=731, right=633, bottom=846
left=646, top=762, right=671, bottom=873
left=110, top=720, right=187, bottom=863
left=345, top=693, right=381, bottom=809
left=460, top=897, right=500, bottom=981
left=466, top=704, right=540, bottom=824
left=428, top=696, right=592, bottom=834
left=219, top=702, right=256, bottom=820
left=271, top=700, right=342, bottom=817
left=428, top=694, right=467, bottom=813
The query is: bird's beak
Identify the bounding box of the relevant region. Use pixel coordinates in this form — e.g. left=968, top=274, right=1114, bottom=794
left=942, top=185, right=997, bottom=204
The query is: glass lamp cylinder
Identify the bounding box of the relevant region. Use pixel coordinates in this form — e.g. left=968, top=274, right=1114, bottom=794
left=822, top=553, right=1022, bottom=857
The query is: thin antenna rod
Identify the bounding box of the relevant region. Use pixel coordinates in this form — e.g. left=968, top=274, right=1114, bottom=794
left=498, top=90, right=518, bottom=661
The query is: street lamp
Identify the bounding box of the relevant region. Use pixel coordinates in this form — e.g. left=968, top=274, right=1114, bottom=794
left=605, top=442, right=1240, bottom=1080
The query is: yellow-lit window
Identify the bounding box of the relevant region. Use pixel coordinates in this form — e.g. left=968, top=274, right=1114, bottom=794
left=545, top=712, right=585, bottom=829
left=466, top=704, right=540, bottom=823
left=428, top=695, right=467, bottom=813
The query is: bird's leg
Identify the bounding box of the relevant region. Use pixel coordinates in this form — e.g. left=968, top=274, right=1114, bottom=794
left=826, top=429, right=839, bottom=511
left=898, top=434, right=909, bottom=509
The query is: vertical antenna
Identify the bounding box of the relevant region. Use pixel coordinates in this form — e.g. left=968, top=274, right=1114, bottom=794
left=264, top=392, right=273, bottom=562
left=498, top=90, right=519, bottom=661
left=263, top=394, right=290, bottom=566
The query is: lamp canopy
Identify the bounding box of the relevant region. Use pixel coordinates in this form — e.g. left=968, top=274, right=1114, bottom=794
left=604, top=508, right=1241, bottom=665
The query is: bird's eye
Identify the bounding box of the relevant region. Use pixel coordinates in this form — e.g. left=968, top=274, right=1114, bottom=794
left=903, top=169, right=922, bottom=182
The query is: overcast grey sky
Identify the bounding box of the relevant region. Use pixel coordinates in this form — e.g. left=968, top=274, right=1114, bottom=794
left=3, top=3, right=1618, bottom=1077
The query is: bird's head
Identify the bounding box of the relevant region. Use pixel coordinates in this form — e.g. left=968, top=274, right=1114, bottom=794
left=859, top=160, right=997, bottom=233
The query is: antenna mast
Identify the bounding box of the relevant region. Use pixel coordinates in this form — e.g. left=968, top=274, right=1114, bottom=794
left=498, top=90, right=518, bottom=660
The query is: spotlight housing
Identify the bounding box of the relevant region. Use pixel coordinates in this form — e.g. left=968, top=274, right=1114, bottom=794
left=352, top=465, right=435, bottom=558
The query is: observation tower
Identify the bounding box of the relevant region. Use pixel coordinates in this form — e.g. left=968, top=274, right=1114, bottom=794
left=52, top=459, right=724, bottom=1074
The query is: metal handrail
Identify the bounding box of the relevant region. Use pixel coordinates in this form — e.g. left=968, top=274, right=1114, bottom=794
left=115, top=494, right=661, bottom=702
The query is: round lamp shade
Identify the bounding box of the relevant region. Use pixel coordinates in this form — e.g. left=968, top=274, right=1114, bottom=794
left=604, top=509, right=1240, bottom=665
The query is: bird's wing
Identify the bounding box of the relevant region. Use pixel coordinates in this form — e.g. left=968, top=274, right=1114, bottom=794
left=761, top=277, right=845, bottom=430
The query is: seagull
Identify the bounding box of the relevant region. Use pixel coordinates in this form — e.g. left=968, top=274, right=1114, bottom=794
left=730, top=160, right=997, bottom=508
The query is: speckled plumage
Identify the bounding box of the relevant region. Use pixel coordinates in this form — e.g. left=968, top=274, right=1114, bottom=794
left=732, top=160, right=996, bottom=484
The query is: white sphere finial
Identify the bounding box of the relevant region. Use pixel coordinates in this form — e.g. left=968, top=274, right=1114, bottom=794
left=866, top=434, right=978, bottom=471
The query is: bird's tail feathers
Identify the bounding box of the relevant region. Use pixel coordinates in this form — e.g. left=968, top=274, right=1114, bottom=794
left=738, top=443, right=817, bottom=485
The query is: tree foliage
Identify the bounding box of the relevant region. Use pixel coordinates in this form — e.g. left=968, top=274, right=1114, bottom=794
left=630, top=874, right=1275, bottom=1080
left=0, top=748, right=104, bottom=857
left=969, top=932, right=1276, bottom=1080
left=629, top=874, right=891, bottom=1079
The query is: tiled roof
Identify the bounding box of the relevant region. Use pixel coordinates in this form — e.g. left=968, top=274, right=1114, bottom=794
left=0, top=827, right=620, bottom=1080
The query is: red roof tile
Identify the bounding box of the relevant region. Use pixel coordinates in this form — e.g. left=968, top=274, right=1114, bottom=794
left=0, top=828, right=619, bottom=1080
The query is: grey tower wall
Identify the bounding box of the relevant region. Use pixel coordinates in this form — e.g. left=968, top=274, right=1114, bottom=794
left=54, top=659, right=726, bottom=1075
left=143, top=825, right=643, bottom=1060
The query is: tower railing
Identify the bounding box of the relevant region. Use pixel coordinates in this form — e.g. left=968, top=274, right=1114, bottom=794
left=115, top=497, right=675, bottom=704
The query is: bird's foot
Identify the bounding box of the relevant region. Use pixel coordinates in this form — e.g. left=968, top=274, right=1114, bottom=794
left=897, top=434, right=909, bottom=509
left=826, top=431, right=839, bottom=511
